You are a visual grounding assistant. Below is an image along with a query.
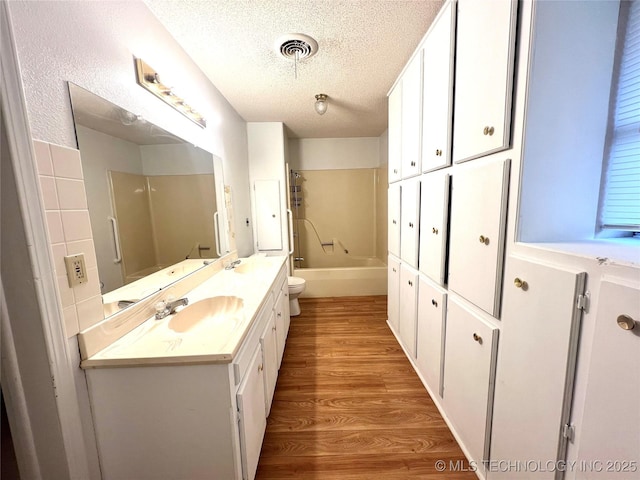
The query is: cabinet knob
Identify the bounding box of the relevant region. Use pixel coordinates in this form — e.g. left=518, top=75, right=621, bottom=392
left=409, top=222, right=414, bottom=228
left=277, top=312, right=282, bottom=317
left=432, top=227, right=439, bottom=235
left=410, top=161, right=416, bottom=167
left=393, top=169, right=398, bottom=174
left=392, top=267, right=396, bottom=273
left=513, top=277, right=528, bottom=290
left=431, top=299, right=438, bottom=307
left=272, top=326, right=277, bottom=332
left=408, top=280, right=413, bottom=286
left=473, top=333, right=482, bottom=344
left=617, top=314, right=636, bottom=331
left=483, top=126, right=495, bottom=136
left=392, top=220, right=397, bottom=225
left=258, top=364, right=264, bottom=372
left=479, top=235, right=490, bottom=245
left=435, top=149, right=443, bottom=156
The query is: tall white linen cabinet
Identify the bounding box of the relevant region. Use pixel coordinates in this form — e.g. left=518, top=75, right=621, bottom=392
left=387, top=1, right=639, bottom=479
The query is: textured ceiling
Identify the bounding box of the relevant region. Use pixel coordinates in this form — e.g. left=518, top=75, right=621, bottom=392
left=144, top=0, right=444, bottom=138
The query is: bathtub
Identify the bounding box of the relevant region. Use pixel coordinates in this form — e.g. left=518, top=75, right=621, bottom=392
left=294, top=257, right=387, bottom=298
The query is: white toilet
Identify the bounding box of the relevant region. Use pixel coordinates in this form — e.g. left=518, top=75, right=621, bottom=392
left=288, top=276, right=306, bottom=316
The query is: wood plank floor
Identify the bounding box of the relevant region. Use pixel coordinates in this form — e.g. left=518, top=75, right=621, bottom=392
left=256, top=296, right=477, bottom=480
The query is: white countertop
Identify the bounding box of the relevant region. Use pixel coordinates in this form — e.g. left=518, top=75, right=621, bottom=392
left=81, top=255, right=287, bottom=369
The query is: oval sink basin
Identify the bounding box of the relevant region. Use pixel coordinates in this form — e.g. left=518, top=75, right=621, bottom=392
left=168, top=296, right=244, bottom=333
left=233, top=260, right=268, bottom=274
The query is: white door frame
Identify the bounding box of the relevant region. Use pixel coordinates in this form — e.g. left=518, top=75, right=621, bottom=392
left=1, top=3, right=92, bottom=478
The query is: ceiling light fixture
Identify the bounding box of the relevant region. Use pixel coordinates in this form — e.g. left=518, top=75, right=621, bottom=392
left=314, top=94, right=328, bottom=115
left=134, top=58, right=206, bottom=128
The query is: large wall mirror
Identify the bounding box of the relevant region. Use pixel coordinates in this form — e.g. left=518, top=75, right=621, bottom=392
left=68, top=83, right=230, bottom=318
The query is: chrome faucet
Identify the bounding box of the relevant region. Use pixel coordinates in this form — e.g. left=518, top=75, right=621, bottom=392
left=224, top=259, right=242, bottom=270
left=155, top=298, right=189, bottom=320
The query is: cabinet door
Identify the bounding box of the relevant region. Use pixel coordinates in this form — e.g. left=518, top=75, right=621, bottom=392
left=399, top=264, right=419, bottom=358
left=489, top=257, right=587, bottom=479
left=388, top=82, right=402, bottom=183
left=421, top=1, right=455, bottom=172
left=254, top=179, right=282, bottom=251
left=444, top=297, right=499, bottom=467
left=577, top=279, right=640, bottom=479
left=388, top=183, right=401, bottom=257
left=387, top=256, right=401, bottom=333
left=400, top=178, right=420, bottom=269
left=401, top=51, right=423, bottom=178
left=416, top=275, right=447, bottom=397
left=274, top=289, right=287, bottom=369
left=448, top=159, right=510, bottom=316
left=260, top=311, right=278, bottom=417
left=237, top=346, right=267, bottom=480
left=419, top=172, right=450, bottom=285
left=453, top=0, right=518, bottom=163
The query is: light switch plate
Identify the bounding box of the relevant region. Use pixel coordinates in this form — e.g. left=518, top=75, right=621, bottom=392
left=64, top=254, right=87, bottom=287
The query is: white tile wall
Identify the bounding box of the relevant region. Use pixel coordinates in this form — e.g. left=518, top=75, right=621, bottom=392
left=34, top=139, right=104, bottom=338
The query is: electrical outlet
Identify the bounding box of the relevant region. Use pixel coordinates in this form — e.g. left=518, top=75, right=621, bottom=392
left=64, top=254, right=87, bottom=287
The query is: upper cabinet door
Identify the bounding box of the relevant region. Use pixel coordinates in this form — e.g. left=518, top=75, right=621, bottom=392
left=388, top=183, right=401, bottom=257
left=421, top=1, right=456, bottom=172
left=453, top=0, right=518, bottom=163
left=489, top=256, right=587, bottom=479
left=448, top=159, right=510, bottom=317
left=400, top=178, right=421, bottom=269
left=419, top=171, right=450, bottom=286
left=388, top=82, right=403, bottom=183
left=401, top=51, right=423, bottom=179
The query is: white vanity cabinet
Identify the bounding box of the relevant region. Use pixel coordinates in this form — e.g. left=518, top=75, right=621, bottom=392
left=237, top=345, right=267, bottom=480
left=418, top=171, right=449, bottom=285
left=421, top=0, right=455, bottom=173
left=399, top=264, right=419, bottom=358
left=388, top=183, right=401, bottom=258
left=401, top=51, right=423, bottom=179
left=260, top=310, right=278, bottom=417
left=273, top=268, right=289, bottom=368
left=416, top=275, right=447, bottom=398
left=387, top=255, right=401, bottom=333
left=489, top=256, right=587, bottom=479
left=400, top=177, right=421, bottom=269
left=448, top=158, right=510, bottom=317
left=388, top=82, right=403, bottom=183
left=443, top=296, right=499, bottom=470
left=84, top=259, right=291, bottom=480
left=452, top=0, right=518, bottom=163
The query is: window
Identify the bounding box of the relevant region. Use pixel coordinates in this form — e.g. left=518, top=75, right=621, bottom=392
left=599, top=0, right=640, bottom=233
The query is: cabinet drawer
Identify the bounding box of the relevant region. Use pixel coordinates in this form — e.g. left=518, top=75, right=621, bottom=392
left=448, top=158, right=510, bottom=316
left=416, top=275, right=447, bottom=397
left=444, top=296, right=499, bottom=466
left=234, top=295, right=274, bottom=386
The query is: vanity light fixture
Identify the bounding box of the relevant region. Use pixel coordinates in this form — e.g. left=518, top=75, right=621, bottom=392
left=134, top=57, right=207, bottom=128
left=314, top=94, right=328, bottom=115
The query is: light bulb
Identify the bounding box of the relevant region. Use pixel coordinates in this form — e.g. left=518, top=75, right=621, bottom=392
left=314, top=94, right=328, bottom=115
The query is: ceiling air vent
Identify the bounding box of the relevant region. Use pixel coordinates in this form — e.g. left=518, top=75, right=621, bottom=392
left=275, top=33, right=318, bottom=61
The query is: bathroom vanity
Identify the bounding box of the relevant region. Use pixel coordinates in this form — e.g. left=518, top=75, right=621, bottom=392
left=79, top=254, right=290, bottom=480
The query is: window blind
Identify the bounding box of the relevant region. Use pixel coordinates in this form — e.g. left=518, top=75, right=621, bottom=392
left=600, top=0, right=640, bottom=231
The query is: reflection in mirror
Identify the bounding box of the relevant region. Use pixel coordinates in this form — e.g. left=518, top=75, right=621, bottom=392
left=68, top=83, right=228, bottom=318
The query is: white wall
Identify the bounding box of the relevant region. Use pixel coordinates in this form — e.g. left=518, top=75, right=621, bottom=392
left=288, top=137, right=381, bottom=170
left=6, top=0, right=253, bottom=256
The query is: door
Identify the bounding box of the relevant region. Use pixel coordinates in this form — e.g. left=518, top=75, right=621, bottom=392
left=453, top=0, right=518, bottom=163
left=400, top=178, right=420, bottom=269
left=388, top=183, right=401, bottom=257
left=237, top=346, right=267, bottom=480
left=254, top=179, right=282, bottom=251
left=576, top=279, right=640, bottom=479
left=444, top=297, right=499, bottom=467
left=421, top=1, right=455, bottom=172
left=401, top=51, right=423, bottom=178
left=418, top=171, right=450, bottom=285
left=489, top=256, right=587, bottom=479
left=399, top=264, right=419, bottom=358
left=388, top=82, right=402, bottom=183
left=416, top=275, right=447, bottom=397
left=387, top=256, right=401, bottom=333
left=260, top=311, right=278, bottom=417
left=448, top=159, right=510, bottom=316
